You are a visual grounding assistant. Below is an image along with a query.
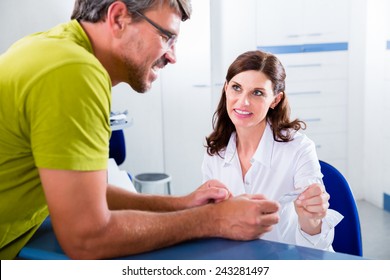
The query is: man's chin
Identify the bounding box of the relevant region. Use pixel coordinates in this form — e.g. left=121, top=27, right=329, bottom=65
left=127, top=81, right=149, bottom=93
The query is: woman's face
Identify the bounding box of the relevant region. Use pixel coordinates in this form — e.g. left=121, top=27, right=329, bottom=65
left=225, top=70, right=281, bottom=130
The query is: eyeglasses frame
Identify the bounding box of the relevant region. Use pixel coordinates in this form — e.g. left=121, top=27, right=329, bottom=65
left=134, top=10, right=177, bottom=48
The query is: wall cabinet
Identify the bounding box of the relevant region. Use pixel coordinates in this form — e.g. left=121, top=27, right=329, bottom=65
left=257, top=0, right=350, bottom=176
left=256, top=0, right=349, bottom=46
left=282, top=52, right=349, bottom=175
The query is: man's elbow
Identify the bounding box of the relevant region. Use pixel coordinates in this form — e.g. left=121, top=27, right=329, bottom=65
left=56, top=215, right=113, bottom=259
left=59, top=229, right=108, bottom=259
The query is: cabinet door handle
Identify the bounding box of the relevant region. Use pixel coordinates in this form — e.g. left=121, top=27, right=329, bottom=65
left=289, top=91, right=321, bottom=96
left=306, top=33, right=323, bottom=37
left=192, top=84, right=210, bottom=88
left=288, top=63, right=322, bottom=68
left=303, top=118, right=322, bottom=122
left=286, top=34, right=301, bottom=38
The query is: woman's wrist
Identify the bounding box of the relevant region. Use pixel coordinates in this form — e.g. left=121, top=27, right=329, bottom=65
left=299, top=218, right=322, bottom=235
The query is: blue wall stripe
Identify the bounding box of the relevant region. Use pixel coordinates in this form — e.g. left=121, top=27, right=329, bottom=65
left=257, top=42, right=349, bottom=54
left=384, top=193, right=390, bottom=212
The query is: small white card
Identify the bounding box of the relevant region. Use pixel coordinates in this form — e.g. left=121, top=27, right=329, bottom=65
left=278, top=189, right=304, bottom=204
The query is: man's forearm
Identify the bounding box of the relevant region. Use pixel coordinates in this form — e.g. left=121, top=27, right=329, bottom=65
left=106, top=184, right=188, bottom=212
left=61, top=203, right=218, bottom=259
left=57, top=192, right=280, bottom=259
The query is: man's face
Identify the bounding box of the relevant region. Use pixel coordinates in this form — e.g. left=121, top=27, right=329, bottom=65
left=117, top=5, right=181, bottom=93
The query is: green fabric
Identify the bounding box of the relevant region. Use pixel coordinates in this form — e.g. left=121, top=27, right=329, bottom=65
left=0, top=20, right=112, bottom=259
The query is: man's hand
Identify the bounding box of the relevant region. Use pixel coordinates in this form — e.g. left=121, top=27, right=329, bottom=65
left=212, top=194, right=280, bottom=240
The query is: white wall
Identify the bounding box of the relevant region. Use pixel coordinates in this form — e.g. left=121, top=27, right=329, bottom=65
left=347, top=0, right=367, bottom=202
left=384, top=0, right=390, bottom=204
left=0, top=0, right=73, bottom=53
left=362, top=0, right=387, bottom=207
left=111, top=83, right=165, bottom=182
left=159, top=0, right=213, bottom=195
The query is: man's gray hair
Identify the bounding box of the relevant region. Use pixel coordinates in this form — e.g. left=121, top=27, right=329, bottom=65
left=71, top=0, right=192, bottom=22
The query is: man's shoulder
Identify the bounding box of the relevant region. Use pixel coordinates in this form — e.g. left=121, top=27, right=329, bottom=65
left=12, top=20, right=94, bottom=65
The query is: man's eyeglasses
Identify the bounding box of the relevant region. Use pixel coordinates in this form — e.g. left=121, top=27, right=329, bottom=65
left=134, top=11, right=177, bottom=49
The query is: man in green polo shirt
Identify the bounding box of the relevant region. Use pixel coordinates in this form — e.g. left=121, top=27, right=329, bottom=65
left=0, top=0, right=280, bottom=259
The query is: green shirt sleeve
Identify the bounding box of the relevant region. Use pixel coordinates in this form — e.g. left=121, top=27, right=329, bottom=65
left=28, top=62, right=111, bottom=171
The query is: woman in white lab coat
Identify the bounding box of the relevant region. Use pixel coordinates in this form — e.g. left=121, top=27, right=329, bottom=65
left=202, top=50, right=342, bottom=251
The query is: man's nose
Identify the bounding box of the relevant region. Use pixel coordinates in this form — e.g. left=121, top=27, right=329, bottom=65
left=164, top=45, right=177, bottom=64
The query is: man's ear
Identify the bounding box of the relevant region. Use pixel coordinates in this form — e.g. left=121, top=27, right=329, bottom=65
left=106, top=1, right=130, bottom=36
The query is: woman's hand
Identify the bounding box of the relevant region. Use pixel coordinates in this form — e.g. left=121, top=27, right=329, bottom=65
left=180, top=179, right=232, bottom=209
left=294, top=183, right=330, bottom=235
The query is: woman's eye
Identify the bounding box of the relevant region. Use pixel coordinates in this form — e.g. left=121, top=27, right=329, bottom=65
left=232, top=84, right=241, bottom=91
left=253, top=90, right=263, bottom=96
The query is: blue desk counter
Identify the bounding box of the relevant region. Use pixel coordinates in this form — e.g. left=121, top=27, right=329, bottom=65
left=18, top=217, right=364, bottom=260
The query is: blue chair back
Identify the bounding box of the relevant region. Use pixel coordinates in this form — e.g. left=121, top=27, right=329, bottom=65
left=109, top=130, right=126, bottom=166
left=319, top=160, right=363, bottom=256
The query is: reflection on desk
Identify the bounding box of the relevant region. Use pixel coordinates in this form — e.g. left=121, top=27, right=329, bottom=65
left=18, top=217, right=364, bottom=260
